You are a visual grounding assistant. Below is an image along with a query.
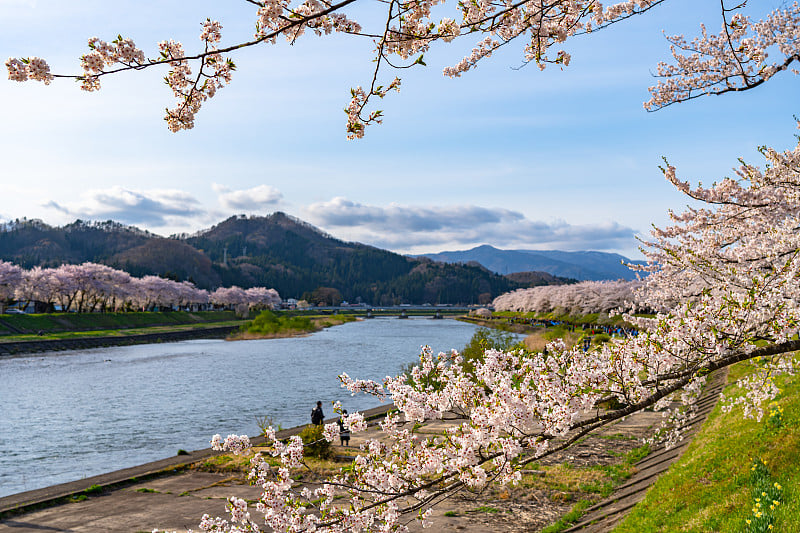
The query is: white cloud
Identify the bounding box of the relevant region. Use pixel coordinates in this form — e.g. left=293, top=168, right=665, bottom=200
left=304, top=197, right=636, bottom=253
left=44, top=186, right=206, bottom=228
left=213, top=183, right=283, bottom=211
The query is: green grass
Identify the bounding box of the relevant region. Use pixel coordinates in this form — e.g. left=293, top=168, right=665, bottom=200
left=82, top=484, right=103, bottom=495
left=491, top=310, right=646, bottom=327
left=613, top=359, right=800, bottom=532
left=135, top=487, right=159, bottom=493
left=541, top=500, right=592, bottom=533
left=0, top=317, right=244, bottom=342
left=0, top=310, right=238, bottom=335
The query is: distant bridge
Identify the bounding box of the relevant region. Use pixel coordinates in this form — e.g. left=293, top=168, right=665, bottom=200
left=301, top=306, right=474, bottom=319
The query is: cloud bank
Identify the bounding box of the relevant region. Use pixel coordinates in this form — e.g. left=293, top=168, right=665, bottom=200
left=213, top=183, right=283, bottom=211
left=305, top=197, right=636, bottom=252
left=44, top=187, right=205, bottom=228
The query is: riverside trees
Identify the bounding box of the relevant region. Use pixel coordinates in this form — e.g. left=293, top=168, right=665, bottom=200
left=6, top=1, right=800, bottom=532
left=0, top=260, right=280, bottom=312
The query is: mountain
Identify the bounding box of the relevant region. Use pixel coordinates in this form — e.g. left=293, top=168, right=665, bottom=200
left=504, top=271, right=577, bottom=287
left=0, top=215, right=521, bottom=305
left=421, top=245, right=644, bottom=281
left=183, top=213, right=519, bottom=305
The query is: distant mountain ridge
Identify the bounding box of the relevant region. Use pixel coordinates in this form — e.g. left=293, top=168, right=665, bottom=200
left=420, top=245, right=644, bottom=281
left=0, top=215, right=522, bottom=305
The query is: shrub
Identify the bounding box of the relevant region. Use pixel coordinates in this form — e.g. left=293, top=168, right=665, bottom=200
left=298, top=424, right=333, bottom=459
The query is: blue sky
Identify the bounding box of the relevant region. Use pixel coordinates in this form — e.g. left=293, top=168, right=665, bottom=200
left=0, top=0, right=796, bottom=259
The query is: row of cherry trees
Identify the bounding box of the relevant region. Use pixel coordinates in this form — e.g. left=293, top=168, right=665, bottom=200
left=0, top=260, right=280, bottom=313
left=492, top=279, right=642, bottom=315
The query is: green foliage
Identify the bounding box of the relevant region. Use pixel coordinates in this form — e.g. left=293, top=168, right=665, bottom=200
left=461, top=327, right=524, bottom=362
left=299, top=424, right=333, bottom=459
left=744, top=457, right=783, bottom=532
left=244, top=309, right=314, bottom=335
left=0, top=310, right=236, bottom=335
left=83, top=484, right=103, bottom=495
left=540, top=500, right=591, bottom=533
left=401, top=327, right=525, bottom=389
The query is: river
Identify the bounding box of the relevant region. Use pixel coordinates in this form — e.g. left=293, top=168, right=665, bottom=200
left=0, top=318, right=486, bottom=498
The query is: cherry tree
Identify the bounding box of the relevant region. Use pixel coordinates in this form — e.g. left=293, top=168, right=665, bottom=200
left=0, top=261, right=23, bottom=310
left=15, top=267, right=56, bottom=311
left=493, top=279, right=642, bottom=314
left=244, top=286, right=282, bottom=310
left=210, top=285, right=248, bottom=309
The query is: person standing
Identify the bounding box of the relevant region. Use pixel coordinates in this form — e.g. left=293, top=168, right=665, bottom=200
left=311, top=401, right=324, bottom=425
left=337, top=409, right=351, bottom=446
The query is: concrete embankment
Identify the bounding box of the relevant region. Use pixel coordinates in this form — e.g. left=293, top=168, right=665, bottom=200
left=0, top=325, right=239, bottom=356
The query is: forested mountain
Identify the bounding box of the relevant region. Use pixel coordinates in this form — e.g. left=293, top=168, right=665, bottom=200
left=421, top=245, right=644, bottom=281
left=504, top=270, right=577, bottom=287
left=183, top=213, right=518, bottom=305
left=0, top=215, right=523, bottom=305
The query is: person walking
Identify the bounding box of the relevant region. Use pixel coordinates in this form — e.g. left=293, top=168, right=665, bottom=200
left=311, top=401, right=324, bottom=426
left=337, top=409, right=351, bottom=446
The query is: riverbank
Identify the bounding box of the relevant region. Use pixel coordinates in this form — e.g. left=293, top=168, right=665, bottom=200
left=0, top=310, right=368, bottom=355
left=0, top=310, right=247, bottom=355
left=0, top=324, right=240, bottom=355
left=0, top=310, right=239, bottom=336
left=227, top=313, right=359, bottom=341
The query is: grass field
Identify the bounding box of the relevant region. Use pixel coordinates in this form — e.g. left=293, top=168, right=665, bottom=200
left=0, top=310, right=238, bottom=335
left=614, top=358, right=800, bottom=532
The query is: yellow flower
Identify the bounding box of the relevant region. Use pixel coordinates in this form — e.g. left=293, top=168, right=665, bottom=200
left=746, top=519, right=751, bottom=525
left=769, top=525, right=773, bottom=530
left=762, top=492, right=767, bottom=497
left=774, top=500, right=780, bottom=506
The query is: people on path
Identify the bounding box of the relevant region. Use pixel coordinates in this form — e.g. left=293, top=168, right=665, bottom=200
left=311, top=401, right=324, bottom=425
left=337, top=409, right=351, bottom=446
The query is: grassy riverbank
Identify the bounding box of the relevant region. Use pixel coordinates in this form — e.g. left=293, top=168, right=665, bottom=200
left=229, top=310, right=358, bottom=340
left=614, top=358, right=800, bottom=532
left=0, top=311, right=243, bottom=342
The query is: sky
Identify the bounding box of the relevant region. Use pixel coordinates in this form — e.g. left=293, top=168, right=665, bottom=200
left=0, top=0, right=797, bottom=260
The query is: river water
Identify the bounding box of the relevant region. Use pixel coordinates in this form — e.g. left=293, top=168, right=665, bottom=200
left=0, top=318, right=484, bottom=498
